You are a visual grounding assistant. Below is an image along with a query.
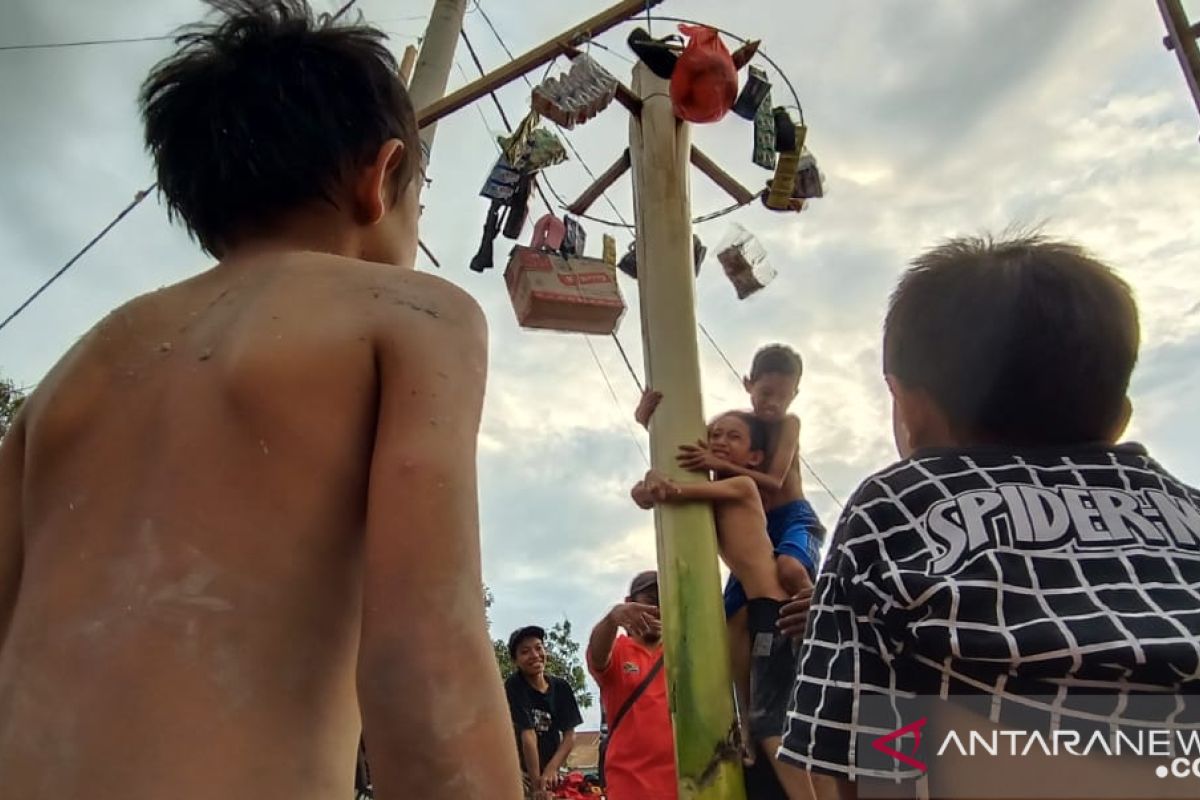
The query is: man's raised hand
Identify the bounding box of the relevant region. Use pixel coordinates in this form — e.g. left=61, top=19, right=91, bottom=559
left=609, top=602, right=661, bottom=638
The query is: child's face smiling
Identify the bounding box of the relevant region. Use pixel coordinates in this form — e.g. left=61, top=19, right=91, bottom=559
left=745, top=372, right=799, bottom=422
left=708, top=415, right=762, bottom=469
left=514, top=638, right=546, bottom=679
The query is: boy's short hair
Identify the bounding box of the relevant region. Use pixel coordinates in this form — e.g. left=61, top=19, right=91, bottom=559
left=883, top=234, right=1139, bottom=445
left=714, top=410, right=769, bottom=454
left=750, top=344, right=803, bottom=382
left=140, top=0, right=421, bottom=257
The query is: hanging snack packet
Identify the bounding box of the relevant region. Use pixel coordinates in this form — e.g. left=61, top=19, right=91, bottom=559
left=717, top=223, right=776, bottom=299
left=602, top=234, right=617, bottom=266
left=532, top=54, right=618, bottom=129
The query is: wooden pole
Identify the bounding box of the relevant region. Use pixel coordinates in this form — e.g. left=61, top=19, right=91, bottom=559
left=1158, top=0, right=1200, bottom=124
left=408, top=0, right=468, bottom=158
left=417, top=0, right=665, bottom=129
left=398, top=44, right=419, bottom=87
left=628, top=61, right=746, bottom=800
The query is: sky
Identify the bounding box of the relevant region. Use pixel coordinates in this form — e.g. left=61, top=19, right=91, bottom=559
left=1, top=0, right=1199, bottom=729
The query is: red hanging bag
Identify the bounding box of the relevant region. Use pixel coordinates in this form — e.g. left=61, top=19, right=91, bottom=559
left=669, top=24, right=737, bottom=124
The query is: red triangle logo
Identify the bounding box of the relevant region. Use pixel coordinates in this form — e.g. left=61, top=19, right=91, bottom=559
left=871, top=717, right=928, bottom=773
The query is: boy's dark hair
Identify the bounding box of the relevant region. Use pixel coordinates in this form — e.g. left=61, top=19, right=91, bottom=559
left=750, top=344, right=803, bottom=382
left=884, top=234, right=1139, bottom=445
left=140, top=0, right=420, bottom=257
left=715, top=411, right=769, bottom=455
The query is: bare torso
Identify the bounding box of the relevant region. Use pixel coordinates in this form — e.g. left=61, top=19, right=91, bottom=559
left=714, top=478, right=785, bottom=602
left=0, top=253, right=480, bottom=799
left=761, top=416, right=805, bottom=511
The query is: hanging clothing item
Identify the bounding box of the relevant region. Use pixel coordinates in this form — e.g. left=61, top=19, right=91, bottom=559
left=469, top=199, right=506, bottom=273
left=626, top=27, right=680, bottom=80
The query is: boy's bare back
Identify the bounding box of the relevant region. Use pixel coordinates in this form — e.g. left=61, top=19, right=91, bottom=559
left=0, top=254, right=508, bottom=799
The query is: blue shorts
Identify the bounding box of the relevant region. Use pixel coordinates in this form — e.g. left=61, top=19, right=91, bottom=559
left=724, top=498, right=826, bottom=618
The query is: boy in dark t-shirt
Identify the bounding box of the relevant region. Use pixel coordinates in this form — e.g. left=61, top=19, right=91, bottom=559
left=504, top=626, right=583, bottom=798
left=778, top=235, right=1200, bottom=800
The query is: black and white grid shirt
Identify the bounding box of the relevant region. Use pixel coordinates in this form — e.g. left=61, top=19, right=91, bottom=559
left=779, top=443, right=1200, bottom=780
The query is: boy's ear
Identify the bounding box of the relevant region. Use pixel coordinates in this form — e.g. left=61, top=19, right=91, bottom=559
left=742, top=375, right=753, bottom=393
left=886, top=373, right=956, bottom=455
left=1110, top=396, right=1133, bottom=442
left=353, top=137, right=406, bottom=225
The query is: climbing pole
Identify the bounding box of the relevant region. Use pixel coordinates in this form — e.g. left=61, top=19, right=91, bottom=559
left=628, top=60, right=746, bottom=799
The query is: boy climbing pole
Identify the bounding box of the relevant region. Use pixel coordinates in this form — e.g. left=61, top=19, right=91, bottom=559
left=637, top=345, right=824, bottom=776
left=632, top=411, right=817, bottom=800
left=0, top=3, right=519, bottom=799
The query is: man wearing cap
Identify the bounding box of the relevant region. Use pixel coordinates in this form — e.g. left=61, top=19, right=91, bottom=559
left=587, top=571, right=677, bottom=800
left=504, top=625, right=584, bottom=799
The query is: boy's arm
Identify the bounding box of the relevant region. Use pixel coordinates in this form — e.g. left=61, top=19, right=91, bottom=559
left=543, top=728, right=575, bottom=782
left=678, top=415, right=801, bottom=493
left=545, top=683, right=583, bottom=779
left=356, top=285, right=521, bottom=800
left=0, top=408, right=26, bottom=648
left=639, top=469, right=760, bottom=505
left=519, top=729, right=542, bottom=786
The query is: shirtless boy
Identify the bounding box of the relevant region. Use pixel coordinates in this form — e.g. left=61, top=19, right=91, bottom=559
left=0, top=3, right=520, bottom=799
left=633, top=411, right=816, bottom=800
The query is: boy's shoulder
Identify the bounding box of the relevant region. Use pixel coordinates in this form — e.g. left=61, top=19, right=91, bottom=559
left=852, top=441, right=1178, bottom=494
left=504, top=671, right=528, bottom=693
left=308, top=255, right=484, bottom=329
left=835, top=442, right=1200, bottom=562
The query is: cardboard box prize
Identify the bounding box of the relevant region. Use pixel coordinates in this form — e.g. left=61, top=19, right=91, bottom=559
left=504, top=246, right=625, bottom=335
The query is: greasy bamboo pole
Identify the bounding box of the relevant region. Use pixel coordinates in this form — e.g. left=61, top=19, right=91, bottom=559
left=628, top=61, right=746, bottom=800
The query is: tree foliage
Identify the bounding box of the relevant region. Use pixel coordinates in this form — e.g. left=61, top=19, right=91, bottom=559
left=0, top=376, right=26, bottom=442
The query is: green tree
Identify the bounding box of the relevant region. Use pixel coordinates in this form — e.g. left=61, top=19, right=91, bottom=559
left=485, top=587, right=593, bottom=709
left=0, top=376, right=26, bottom=442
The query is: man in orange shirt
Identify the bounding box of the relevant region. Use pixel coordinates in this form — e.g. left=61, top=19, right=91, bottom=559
left=586, top=571, right=677, bottom=800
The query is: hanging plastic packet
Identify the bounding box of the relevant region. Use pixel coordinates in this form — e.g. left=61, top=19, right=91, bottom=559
left=765, top=113, right=808, bottom=211
left=794, top=151, right=824, bottom=199
left=618, top=242, right=638, bottom=279
left=751, top=80, right=776, bottom=171
left=500, top=111, right=541, bottom=166
left=670, top=24, right=737, bottom=124
left=530, top=214, right=566, bottom=251
left=733, top=65, right=771, bottom=120
left=717, top=224, right=776, bottom=299
left=480, top=155, right=522, bottom=201
left=532, top=54, right=618, bottom=129
left=602, top=234, right=617, bottom=266
left=561, top=216, right=587, bottom=258
left=615, top=236, right=706, bottom=280
left=498, top=112, right=568, bottom=174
